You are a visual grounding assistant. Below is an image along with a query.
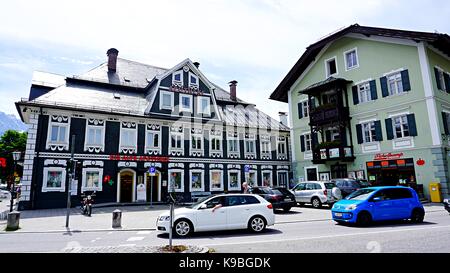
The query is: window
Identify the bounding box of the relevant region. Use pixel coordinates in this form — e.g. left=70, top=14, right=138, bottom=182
left=344, top=49, right=358, bottom=70
left=168, top=170, right=184, bottom=192
left=189, top=72, right=199, bottom=89
left=180, top=94, right=192, bottom=112
left=393, top=115, right=410, bottom=138
left=82, top=168, right=103, bottom=192
left=190, top=171, right=204, bottom=192
left=42, top=167, right=66, bottom=192
left=362, top=122, right=376, bottom=143
left=261, top=140, right=271, bottom=153
left=198, top=97, right=210, bottom=115
left=171, top=133, right=183, bottom=149
left=121, top=129, right=136, bottom=147
left=388, top=72, right=404, bottom=95
left=262, top=172, right=272, bottom=187
left=211, top=137, right=221, bottom=151
left=305, top=134, right=312, bottom=151
left=50, top=125, right=67, bottom=143
left=228, top=171, right=240, bottom=190
left=443, top=112, right=450, bottom=135
left=245, top=139, right=255, bottom=153
left=247, top=171, right=257, bottom=187
left=300, top=100, right=309, bottom=118
left=86, top=127, right=102, bottom=145
left=325, top=128, right=340, bottom=142
left=326, top=57, right=338, bottom=77
left=146, top=132, right=160, bottom=149
left=172, top=71, right=183, bottom=86
left=435, top=67, right=446, bottom=91
left=191, top=135, right=202, bottom=150
left=277, top=141, right=286, bottom=154
left=210, top=170, right=223, bottom=191
left=358, top=82, right=372, bottom=103
left=160, top=91, right=174, bottom=110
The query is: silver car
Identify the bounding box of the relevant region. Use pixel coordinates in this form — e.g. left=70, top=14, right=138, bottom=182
left=291, top=181, right=342, bottom=208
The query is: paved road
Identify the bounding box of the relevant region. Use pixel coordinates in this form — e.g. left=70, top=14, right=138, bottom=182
left=0, top=209, right=449, bottom=253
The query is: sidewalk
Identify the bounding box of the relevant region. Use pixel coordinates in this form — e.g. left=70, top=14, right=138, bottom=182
left=0, top=203, right=444, bottom=233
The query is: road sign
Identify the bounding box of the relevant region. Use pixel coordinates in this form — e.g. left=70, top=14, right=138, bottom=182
left=149, top=166, right=156, bottom=176
left=244, top=165, right=250, bottom=173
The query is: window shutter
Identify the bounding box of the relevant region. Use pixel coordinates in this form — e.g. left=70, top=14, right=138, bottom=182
left=401, top=70, right=411, bottom=92
left=300, top=135, right=305, bottom=152
left=356, top=124, right=363, bottom=144
left=374, top=120, right=383, bottom=141
left=352, top=86, right=359, bottom=105
left=380, top=76, right=389, bottom=97
left=297, top=103, right=303, bottom=119
left=385, top=118, right=394, bottom=140
left=435, top=68, right=442, bottom=90
left=407, top=114, right=417, bottom=136
left=341, top=130, right=347, bottom=146
left=442, top=112, right=449, bottom=135
left=312, top=132, right=318, bottom=148
left=444, top=73, right=450, bottom=93
left=370, top=80, right=378, bottom=100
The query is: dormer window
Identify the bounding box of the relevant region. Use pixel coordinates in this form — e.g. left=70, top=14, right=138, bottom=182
left=160, top=91, right=174, bottom=111
left=197, top=96, right=210, bottom=115
left=189, top=72, right=199, bottom=89
left=180, top=94, right=193, bottom=112
left=325, top=57, right=338, bottom=78
left=172, top=71, right=183, bottom=86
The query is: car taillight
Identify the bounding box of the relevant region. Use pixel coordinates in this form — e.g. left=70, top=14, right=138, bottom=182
left=267, top=203, right=273, bottom=209
left=324, top=189, right=327, bottom=196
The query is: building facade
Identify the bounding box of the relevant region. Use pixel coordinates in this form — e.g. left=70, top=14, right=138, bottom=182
left=270, top=24, right=450, bottom=200
left=16, top=49, right=291, bottom=209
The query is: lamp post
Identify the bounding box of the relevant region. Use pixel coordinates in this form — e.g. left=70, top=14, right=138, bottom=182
left=10, top=151, right=21, bottom=212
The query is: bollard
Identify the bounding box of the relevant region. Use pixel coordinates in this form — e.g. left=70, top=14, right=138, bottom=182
left=112, top=209, right=122, bottom=228
left=6, top=211, right=20, bottom=231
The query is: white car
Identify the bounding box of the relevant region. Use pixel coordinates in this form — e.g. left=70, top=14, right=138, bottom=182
left=157, top=194, right=275, bottom=237
left=0, top=190, right=9, bottom=199
left=291, top=181, right=342, bottom=208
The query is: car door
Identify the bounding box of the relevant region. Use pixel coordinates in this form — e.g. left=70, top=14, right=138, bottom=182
left=292, top=183, right=307, bottom=202
left=390, top=188, right=413, bottom=219
left=225, top=196, right=251, bottom=230
left=305, top=183, right=317, bottom=202
left=369, top=189, right=395, bottom=221
left=195, top=196, right=228, bottom=231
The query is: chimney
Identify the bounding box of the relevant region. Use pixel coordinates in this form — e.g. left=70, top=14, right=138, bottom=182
left=279, top=112, right=288, bottom=126
left=229, top=80, right=238, bottom=101
left=193, top=62, right=200, bottom=68
left=107, top=48, right=119, bottom=72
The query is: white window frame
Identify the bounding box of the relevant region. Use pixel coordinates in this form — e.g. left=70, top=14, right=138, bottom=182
left=260, top=138, right=271, bottom=154
left=262, top=171, right=273, bottom=187
left=168, top=169, right=184, bottom=192
left=277, top=139, right=287, bottom=155
left=160, top=90, right=174, bottom=111
left=304, top=133, right=312, bottom=152
left=197, top=96, right=211, bottom=115
left=191, top=134, right=203, bottom=150
left=42, top=167, right=66, bottom=192
left=180, top=94, right=193, bottom=113
left=246, top=170, right=258, bottom=187
left=358, top=82, right=372, bottom=103
left=119, top=127, right=138, bottom=149
left=387, top=72, right=404, bottom=96
left=245, top=138, right=256, bottom=154
left=82, top=168, right=103, bottom=192
left=228, top=170, right=241, bottom=191
left=325, top=56, right=338, bottom=78
left=344, top=48, right=359, bottom=71
left=145, top=130, right=161, bottom=150
left=190, top=170, right=205, bottom=192
left=209, top=170, right=224, bottom=191
left=300, top=100, right=309, bottom=118
left=392, top=115, right=410, bottom=139
left=361, top=121, right=377, bottom=143
left=49, top=124, right=68, bottom=144
left=435, top=67, right=447, bottom=91
left=188, top=72, right=199, bottom=89
left=84, top=121, right=105, bottom=152
left=170, top=132, right=184, bottom=150
left=210, top=136, right=222, bottom=152
left=228, top=136, right=240, bottom=154
left=172, top=70, right=183, bottom=86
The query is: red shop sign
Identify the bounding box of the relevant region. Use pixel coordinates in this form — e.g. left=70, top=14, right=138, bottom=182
left=416, top=158, right=425, bottom=166
left=374, top=152, right=404, bottom=161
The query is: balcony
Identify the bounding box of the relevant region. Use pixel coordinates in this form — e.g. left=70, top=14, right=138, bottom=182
left=309, top=104, right=350, bottom=127
left=312, top=142, right=355, bottom=164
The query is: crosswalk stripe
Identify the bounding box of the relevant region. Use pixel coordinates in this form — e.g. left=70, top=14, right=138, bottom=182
left=126, top=237, right=145, bottom=242
left=137, top=231, right=152, bottom=235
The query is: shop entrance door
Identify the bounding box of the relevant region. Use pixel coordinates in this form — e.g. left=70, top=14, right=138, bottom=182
left=119, top=171, right=134, bottom=203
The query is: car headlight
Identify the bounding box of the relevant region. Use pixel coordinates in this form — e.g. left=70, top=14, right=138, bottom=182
left=158, top=216, right=170, bottom=221
left=345, top=204, right=358, bottom=210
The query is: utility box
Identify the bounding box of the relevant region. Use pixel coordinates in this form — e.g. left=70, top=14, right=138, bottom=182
left=429, top=182, right=442, bottom=203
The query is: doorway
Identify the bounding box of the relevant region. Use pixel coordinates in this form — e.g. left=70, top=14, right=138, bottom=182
left=145, top=172, right=161, bottom=202
left=277, top=171, right=288, bottom=187
left=118, top=169, right=135, bottom=203
left=305, top=167, right=318, bottom=181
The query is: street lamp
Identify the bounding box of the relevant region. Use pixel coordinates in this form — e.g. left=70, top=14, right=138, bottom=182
left=10, top=151, right=21, bottom=212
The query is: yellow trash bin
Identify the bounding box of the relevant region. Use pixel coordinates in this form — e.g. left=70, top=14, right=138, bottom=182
left=429, top=183, right=442, bottom=203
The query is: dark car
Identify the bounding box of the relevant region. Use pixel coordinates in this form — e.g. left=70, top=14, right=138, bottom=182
left=249, top=186, right=296, bottom=212
left=356, top=179, right=371, bottom=188
left=331, top=178, right=363, bottom=198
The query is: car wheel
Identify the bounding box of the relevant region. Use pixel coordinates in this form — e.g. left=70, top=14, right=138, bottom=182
left=248, top=216, right=266, bottom=233
left=283, top=207, right=291, bottom=212
left=356, top=211, right=372, bottom=227
left=173, top=219, right=193, bottom=237
left=311, top=197, right=322, bottom=209
left=411, top=208, right=424, bottom=223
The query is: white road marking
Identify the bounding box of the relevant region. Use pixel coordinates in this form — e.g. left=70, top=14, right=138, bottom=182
left=107, top=232, right=113, bottom=235
left=90, top=240, right=96, bottom=243
left=119, top=244, right=136, bottom=247
left=126, top=236, right=145, bottom=242
left=137, top=231, right=152, bottom=235
left=206, top=224, right=450, bottom=247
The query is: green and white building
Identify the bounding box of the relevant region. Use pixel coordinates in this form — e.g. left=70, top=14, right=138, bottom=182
left=270, top=24, right=450, bottom=200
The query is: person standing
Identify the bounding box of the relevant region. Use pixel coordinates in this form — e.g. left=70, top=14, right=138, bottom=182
left=242, top=182, right=249, bottom=194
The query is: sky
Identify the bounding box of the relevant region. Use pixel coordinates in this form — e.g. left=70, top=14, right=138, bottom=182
left=0, top=0, right=449, bottom=124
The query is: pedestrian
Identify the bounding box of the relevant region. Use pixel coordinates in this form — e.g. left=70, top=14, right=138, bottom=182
left=242, top=182, right=249, bottom=194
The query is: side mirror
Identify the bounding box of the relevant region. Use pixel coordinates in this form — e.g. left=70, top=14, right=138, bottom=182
left=199, top=204, right=207, bottom=209
left=372, top=197, right=382, bottom=202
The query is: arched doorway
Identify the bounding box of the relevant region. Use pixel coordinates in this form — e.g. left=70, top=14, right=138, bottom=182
left=117, top=169, right=136, bottom=203
left=144, top=171, right=161, bottom=202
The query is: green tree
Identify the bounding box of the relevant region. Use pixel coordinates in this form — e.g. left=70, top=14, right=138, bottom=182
left=0, top=130, right=27, bottom=184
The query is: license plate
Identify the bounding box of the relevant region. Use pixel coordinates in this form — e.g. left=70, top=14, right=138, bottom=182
left=335, top=213, right=343, bottom=217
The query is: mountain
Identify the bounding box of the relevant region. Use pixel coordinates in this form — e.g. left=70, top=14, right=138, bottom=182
left=0, top=111, right=28, bottom=137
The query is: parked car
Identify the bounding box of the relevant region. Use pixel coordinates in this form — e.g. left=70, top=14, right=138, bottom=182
left=331, top=178, right=363, bottom=198
left=0, top=190, right=9, bottom=199
left=356, top=179, right=371, bottom=188
left=331, top=186, right=425, bottom=226
left=291, top=181, right=342, bottom=208
left=444, top=199, right=450, bottom=214
left=0, top=183, right=7, bottom=191
left=156, top=194, right=275, bottom=237
left=248, top=186, right=296, bottom=212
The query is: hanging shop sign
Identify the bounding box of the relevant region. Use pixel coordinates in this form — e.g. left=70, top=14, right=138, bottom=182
left=374, top=152, right=404, bottom=161
left=416, top=158, right=425, bottom=166
left=109, top=155, right=170, bottom=162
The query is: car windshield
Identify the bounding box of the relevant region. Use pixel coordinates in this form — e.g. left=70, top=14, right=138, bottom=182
left=187, top=195, right=216, bottom=209
left=345, top=189, right=376, bottom=200
left=274, top=187, right=291, bottom=195
left=324, top=183, right=335, bottom=189
left=258, top=187, right=282, bottom=195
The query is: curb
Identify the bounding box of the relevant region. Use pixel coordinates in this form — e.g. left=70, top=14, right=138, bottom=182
left=0, top=227, right=157, bottom=234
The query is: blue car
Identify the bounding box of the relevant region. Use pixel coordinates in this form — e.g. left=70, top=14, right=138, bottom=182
left=331, top=186, right=424, bottom=226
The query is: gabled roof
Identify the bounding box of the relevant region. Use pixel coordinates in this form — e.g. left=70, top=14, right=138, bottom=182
left=270, top=24, right=450, bottom=102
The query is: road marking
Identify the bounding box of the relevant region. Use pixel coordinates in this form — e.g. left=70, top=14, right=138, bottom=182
left=119, top=244, right=136, bottom=247
left=107, top=232, right=113, bottom=235
left=137, top=231, right=152, bottom=235
left=127, top=236, right=145, bottom=242
left=90, top=240, right=96, bottom=243
left=206, top=224, right=450, bottom=247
